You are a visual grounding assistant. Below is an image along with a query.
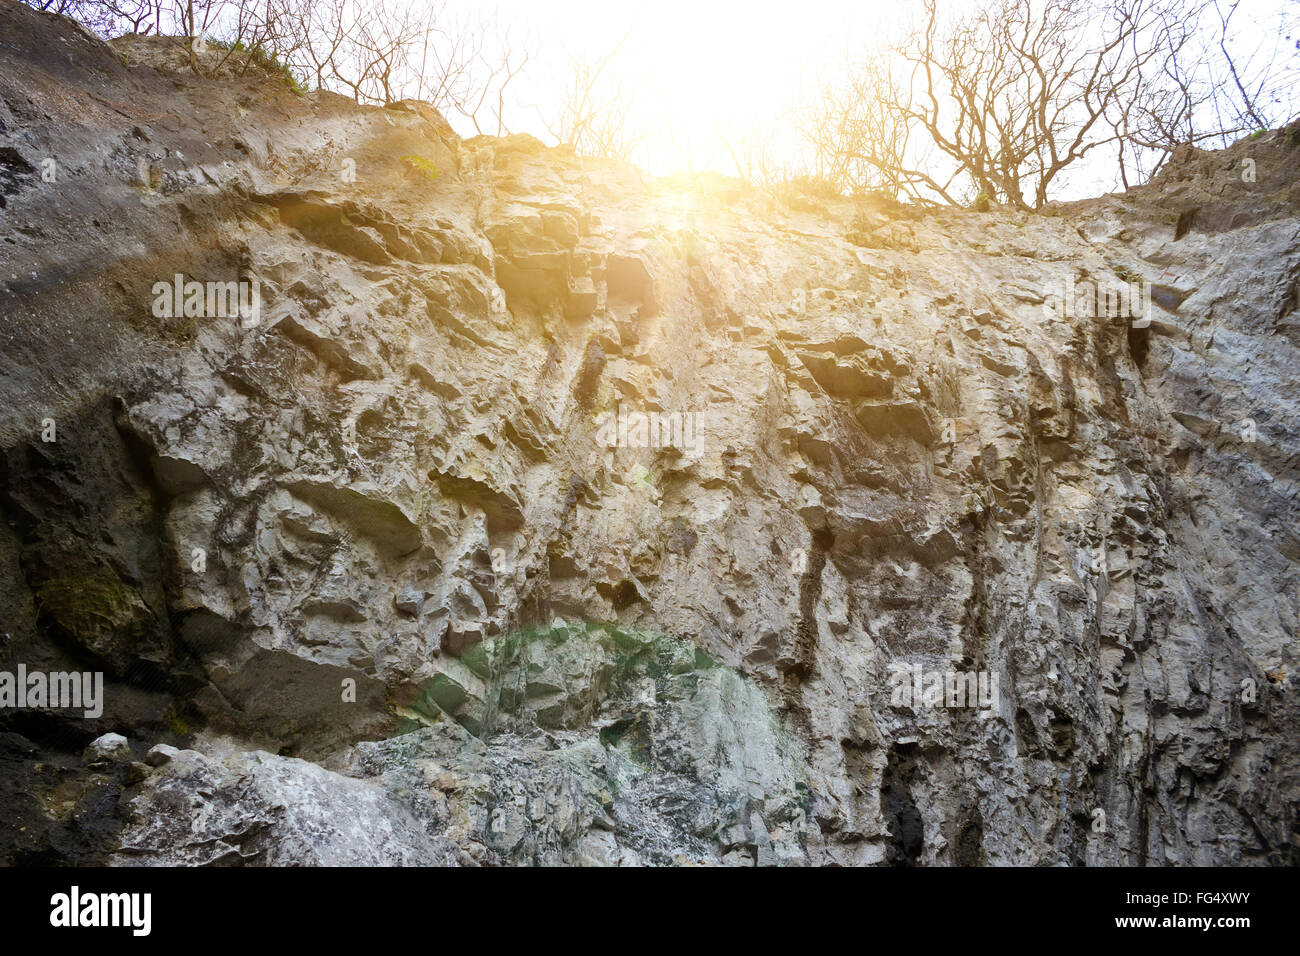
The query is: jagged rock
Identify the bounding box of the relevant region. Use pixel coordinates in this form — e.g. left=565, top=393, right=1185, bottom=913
left=0, top=2, right=1296, bottom=867
left=115, top=747, right=468, bottom=865
left=84, top=733, right=132, bottom=768
left=394, top=587, right=425, bottom=617
left=144, top=744, right=179, bottom=767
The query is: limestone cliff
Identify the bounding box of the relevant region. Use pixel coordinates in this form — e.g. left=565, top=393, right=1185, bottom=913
left=1, top=2, right=1297, bottom=865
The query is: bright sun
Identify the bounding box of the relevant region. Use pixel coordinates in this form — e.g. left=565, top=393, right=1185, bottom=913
left=485, top=0, right=912, bottom=174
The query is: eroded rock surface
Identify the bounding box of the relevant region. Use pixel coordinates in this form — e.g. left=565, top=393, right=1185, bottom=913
left=1, top=3, right=1297, bottom=865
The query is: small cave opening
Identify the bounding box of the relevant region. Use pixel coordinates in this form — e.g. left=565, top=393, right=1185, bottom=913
left=953, top=807, right=986, bottom=866
left=786, top=526, right=835, bottom=680
left=882, top=743, right=924, bottom=866
left=1127, top=323, right=1150, bottom=371
left=1015, top=706, right=1040, bottom=757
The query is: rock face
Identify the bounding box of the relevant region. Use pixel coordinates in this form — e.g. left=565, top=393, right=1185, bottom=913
left=1, top=3, right=1297, bottom=866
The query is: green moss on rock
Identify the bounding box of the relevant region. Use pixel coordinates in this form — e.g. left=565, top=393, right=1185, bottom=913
left=35, top=564, right=153, bottom=666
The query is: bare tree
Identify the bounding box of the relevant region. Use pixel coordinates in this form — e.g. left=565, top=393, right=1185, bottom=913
left=544, top=38, right=642, bottom=161
left=1207, top=0, right=1298, bottom=133
left=30, top=0, right=163, bottom=35
left=897, top=0, right=1204, bottom=209
left=803, top=53, right=960, bottom=203
left=806, top=0, right=1298, bottom=208
left=22, top=0, right=537, bottom=130
left=1102, top=0, right=1297, bottom=184
left=720, top=124, right=787, bottom=188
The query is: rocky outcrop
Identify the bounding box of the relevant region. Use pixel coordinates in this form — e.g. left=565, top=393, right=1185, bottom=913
left=0, top=2, right=1297, bottom=865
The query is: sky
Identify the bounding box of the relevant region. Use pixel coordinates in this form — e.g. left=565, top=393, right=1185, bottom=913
left=102, top=0, right=1292, bottom=195
left=457, top=0, right=920, bottom=170
left=439, top=0, right=1298, bottom=198
left=118, top=0, right=1294, bottom=198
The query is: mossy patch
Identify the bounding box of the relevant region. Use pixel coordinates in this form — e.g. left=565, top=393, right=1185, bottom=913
left=35, top=564, right=152, bottom=663
left=402, top=621, right=728, bottom=740
left=208, top=38, right=307, bottom=95
left=163, top=705, right=190, bottom=739
left=400, top=154, right=441, bottom=181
